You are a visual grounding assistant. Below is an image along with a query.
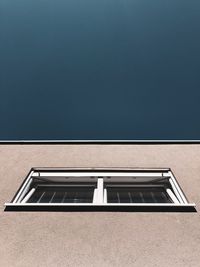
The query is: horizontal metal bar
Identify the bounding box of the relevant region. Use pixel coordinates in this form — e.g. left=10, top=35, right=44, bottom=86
left=5, top=202, right=196, bottom=207
left=32, top=172, right=165, bottom=177
left=39, top=169, right=166, bottom=172
left=33, top=175, right=168, bottom=178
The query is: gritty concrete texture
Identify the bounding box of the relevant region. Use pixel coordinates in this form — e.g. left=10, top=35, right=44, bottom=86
left=0, top=144, right=200, bottom=267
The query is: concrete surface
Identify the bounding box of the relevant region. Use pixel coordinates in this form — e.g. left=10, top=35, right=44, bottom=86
left=0, top=144, right=200, bottom=267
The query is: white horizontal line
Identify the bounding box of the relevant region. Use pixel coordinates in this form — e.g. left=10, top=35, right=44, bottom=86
left=32, top=172, right=164, bottom=177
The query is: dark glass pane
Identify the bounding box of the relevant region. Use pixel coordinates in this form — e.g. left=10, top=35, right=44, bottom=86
left=107, top=187, right=172, bottom=203
left=28, top=186, right=94, bottom=203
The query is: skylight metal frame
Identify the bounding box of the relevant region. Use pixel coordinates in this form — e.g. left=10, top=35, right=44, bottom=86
left=4, top=167, right=196, bottom=212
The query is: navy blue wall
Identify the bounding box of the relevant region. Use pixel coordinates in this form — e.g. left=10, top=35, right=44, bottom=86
left=0, top=0, right=200, bottom=140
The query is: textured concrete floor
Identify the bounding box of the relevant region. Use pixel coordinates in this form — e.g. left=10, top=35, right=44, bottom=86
left=0, top=144, right=200, bottom=267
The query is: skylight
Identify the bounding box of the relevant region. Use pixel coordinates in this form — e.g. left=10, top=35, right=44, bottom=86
left=5, top=168, right=196, bottom=212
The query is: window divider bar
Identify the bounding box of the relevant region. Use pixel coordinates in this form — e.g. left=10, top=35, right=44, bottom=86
left=21, top=188, right=36, bottom=203
left=169, top=172, right=188, bottom=203
left=104, top=189, right=107, bottom=203
left=15, top=178, right=33, bottom=203
left=13, top=171, right=34, bottom=203
left=97, top=178, right=104, bottom=204
left=93, top=188, right=98, bottom=203
left=169, top=178, right=184, bottom=204
left=166, top=188, right=179, bottom=204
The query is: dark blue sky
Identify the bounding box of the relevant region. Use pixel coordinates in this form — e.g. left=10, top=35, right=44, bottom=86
left=0, top=0, right=200, bottom=140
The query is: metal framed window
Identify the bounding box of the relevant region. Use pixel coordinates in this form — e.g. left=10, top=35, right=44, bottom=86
left=5, top=168, right=196, bottom=212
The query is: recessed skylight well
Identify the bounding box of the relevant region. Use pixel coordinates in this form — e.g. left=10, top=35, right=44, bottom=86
left=5, top=168, right=196, bottom=212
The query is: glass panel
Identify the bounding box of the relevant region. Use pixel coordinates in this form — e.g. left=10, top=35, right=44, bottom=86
left=27, top=186, right=94, bottom=203
left=106, top=187, right=172, bottom=203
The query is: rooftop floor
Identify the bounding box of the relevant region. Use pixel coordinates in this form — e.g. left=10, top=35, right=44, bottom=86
left=0, top=144, right=200, bottom=266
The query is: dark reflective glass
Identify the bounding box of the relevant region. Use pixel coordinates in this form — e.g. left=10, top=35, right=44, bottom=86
left=28, top=186, right=94, bottom=203
left=107, top=187, right=172, bottom=203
